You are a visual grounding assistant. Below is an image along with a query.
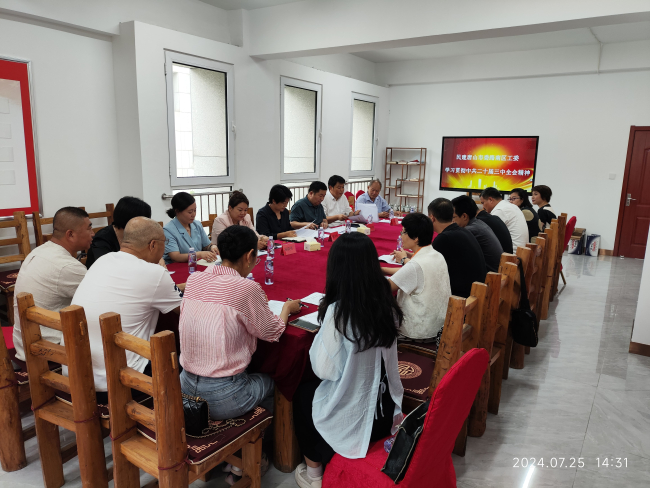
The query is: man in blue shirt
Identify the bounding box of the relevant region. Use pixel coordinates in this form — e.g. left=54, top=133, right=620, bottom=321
left=290, top=181, right=329, bottom=229
left=356, top=179, right=391, bottom=218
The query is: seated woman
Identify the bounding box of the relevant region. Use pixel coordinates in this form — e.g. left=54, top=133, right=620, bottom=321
left=509, top=188, right=540, bottom=242
left=212, top=191, right=268, bottom=250
left=531, top=184, right=556, bottom=230
left=383, top=213, right=451, bottom=343
left=163, top=192, right=218, bottom=264
left=86, top=196, right=151, bottom=268
left=293, top=233, right=404, bottom=488
left=179, top=225, right=301, bottom=415
left=255, top=184, right=298, bottom=240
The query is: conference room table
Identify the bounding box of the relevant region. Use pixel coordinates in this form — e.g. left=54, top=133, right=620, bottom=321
left=167, top=220, right=404, bottom=472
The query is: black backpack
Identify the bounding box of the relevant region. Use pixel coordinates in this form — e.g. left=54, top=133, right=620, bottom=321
left=510, top=257, right=538, bottom=347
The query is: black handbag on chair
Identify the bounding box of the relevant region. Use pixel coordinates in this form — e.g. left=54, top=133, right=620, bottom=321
left=510, top=257, right=538, bottom=347
left=182, top=393, right=210, bottom=437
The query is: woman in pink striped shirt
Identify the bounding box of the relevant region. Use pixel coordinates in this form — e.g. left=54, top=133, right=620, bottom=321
left=178, top=226, right=301, bottom=423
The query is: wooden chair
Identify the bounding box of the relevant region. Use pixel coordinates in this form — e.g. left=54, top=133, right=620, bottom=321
left=16, top=292, right=108, bottom=488
left=0, top=211, right=31, bottom=326
left=551, top=213, right=568, bottom=298
left=100, top=312, right=272, bottom=488
left=344, top=191, right=355, bottom=211
left=33, top=204, right=114, bottom=247
left=540, top=221, right=559, bottom=320
left=509, top=246, right=534, bottom=370
left=247, top=207, right=254, bottom=226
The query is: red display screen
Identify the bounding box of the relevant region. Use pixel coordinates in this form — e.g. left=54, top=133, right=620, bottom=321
left=439, top=137, right=538, bottom=192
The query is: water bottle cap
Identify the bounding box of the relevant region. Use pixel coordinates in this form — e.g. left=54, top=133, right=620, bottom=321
left=189, top=247, right=195, bottom=252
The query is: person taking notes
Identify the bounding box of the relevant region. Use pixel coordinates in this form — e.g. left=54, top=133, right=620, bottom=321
left=290, top=181, right=329, bottom=230
left=212, top=190, right=268, bottom=250
left=356, top=179, right=391, bottom=219
left=323, top=175, right=360, bottom=223
left=256, top=184, right=298, bottom=240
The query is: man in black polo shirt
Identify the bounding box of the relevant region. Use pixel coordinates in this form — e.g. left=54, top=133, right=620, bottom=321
left=428, top=198, right=487, bottom=298
left=476, top=208, right=513, bottom=254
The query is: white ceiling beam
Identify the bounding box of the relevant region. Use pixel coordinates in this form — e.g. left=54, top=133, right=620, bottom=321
left=247, top=0, right=650, bottom=59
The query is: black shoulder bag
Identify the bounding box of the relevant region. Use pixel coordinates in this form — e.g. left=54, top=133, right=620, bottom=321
left=510, top=257, right=538, bottom=347
left=381, top=399, right=429, bottom=483
left=182, top=393, right=210, bottom=437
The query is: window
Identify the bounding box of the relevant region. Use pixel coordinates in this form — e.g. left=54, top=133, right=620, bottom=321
left=165, top=52, right=234, bottom=187
left=350, top=93, right=377, bottom=176
left=281, top=77, right=321, bottom=181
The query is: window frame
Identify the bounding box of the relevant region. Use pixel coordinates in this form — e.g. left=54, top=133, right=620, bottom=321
left=349, top=92, right=378, bottom=178
left=165, top=51, right=235, bottom=188
left=280, top=76, right=322, bottom=182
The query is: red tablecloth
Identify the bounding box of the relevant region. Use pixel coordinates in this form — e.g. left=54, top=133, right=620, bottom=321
left=168, top=222, right=404, bottom=400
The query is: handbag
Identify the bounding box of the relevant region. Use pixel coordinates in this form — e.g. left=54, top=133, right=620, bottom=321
left=510, top=257, right=538, bottom=347
left=381, top=399, right=429, bottom=483
left=182, top=393, right=210, bottom=437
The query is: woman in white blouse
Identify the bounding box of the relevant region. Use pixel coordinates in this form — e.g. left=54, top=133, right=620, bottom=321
left=383, top=212, right=451, bottom=344
left=292, top=233, right=404, bottom=488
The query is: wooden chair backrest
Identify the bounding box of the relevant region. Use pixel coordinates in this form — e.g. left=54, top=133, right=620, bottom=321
left=540, top=221, right=558, bottom=320
left=461, top=282, right=488, bottom=353
left=16, top=292, right=108, bottom=486
left=0, top=211, right=31, bottom=265
left=552, top=213, right=567, bottom=296
left=100, top=313, right=187, bottom=486
left=0, top=324, right=25, bottom=472
left=247, top=207, right=254, bottom=226
left=525, top=236, right=547, bottom=318
left=33, top=203, right=114, bottom=247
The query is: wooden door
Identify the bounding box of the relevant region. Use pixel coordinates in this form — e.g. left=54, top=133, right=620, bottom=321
left=615, top=127, right=650, bottom=259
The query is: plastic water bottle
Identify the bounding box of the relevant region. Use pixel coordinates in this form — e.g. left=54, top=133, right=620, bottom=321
left=410, top=205, right=415, bottom=213
left=345, top=219, right=351, bottom=233
left=318, top=227, right=325, bottom=246
left=367, top=214, right=373, bottom=225
left=397, top=235, right=403, bottom=251
left=188, top=247, right=197, bottom=274
left=246, top=273, right=255, bottom=281
left=384, top=436, right=395, bottom=453
left=265, top=256, right=274, bottom=285
left=267, top=237, right=275, bottom=258
left=389, top=206, right=394, bottom=220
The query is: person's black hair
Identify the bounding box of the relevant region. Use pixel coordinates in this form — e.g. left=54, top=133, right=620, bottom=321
left=327, top=175, right=346, bottom=188
left=112, top=197, right=152, bottom=229
left=308, top=181, right=327, bottom=194
left=480, top=187, right=503, bottom=201
left=401, top=213, right=434, bottom=246
left=268, top=185, right=293, bottom=204
left=166, top=192, right=195, bottom=219
left=52, top=207, right=90, bottom=237
left=228, top=190, right=249, bottom=209
left=510, top=188, right=533, bottom=208
left=217, top=225, right=258, bottom=263
left=451, top=195, right=479, bottom=220
left=427, top=198, right=454, bottom=223
left=532, top=185, right=552, bottom=203
left=317, top=233, right=402, bottom=352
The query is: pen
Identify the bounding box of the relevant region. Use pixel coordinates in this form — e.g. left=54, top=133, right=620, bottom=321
left=287, top=298, right=309, bottom=308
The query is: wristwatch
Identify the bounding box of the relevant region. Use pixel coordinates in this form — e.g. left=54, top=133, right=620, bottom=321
left=400, top=256, right=408, bottom=265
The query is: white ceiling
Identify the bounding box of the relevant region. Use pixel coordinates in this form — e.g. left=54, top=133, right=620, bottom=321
left=352, top=21, right=650, bottom=63
left=199, top=0, right=306, bottom=10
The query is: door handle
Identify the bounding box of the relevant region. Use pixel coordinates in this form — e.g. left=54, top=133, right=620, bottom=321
left=626, top=193, right=636, bottom=206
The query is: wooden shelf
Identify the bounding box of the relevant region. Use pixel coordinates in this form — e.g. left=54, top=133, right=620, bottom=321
left=385, top=147, right=426, bottom=212
left=396, top=194, right=420, bottom=198
left=387, top=161, right=424, bottom=165
left=397, top=178, right=423, bottom=182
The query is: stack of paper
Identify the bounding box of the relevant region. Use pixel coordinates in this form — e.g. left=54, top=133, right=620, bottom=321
left=378, top=255, right=402, bottom=266
left=301, top=292, right=324, bottom=306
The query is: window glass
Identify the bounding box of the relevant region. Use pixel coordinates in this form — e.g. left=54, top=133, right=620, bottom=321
left=283, top=85, right=317, bottom=174
left=351, top=99, right=375, bottom=172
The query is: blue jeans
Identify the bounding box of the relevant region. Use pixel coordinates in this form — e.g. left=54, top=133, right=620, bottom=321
left=180, top=369, right=275, bottom=420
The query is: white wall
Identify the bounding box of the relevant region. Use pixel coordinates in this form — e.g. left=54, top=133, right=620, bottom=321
left=117, top=21, right=390, bottom=220
left=632, top=229, right=650, bottom=346
left=0, top=17, right=121, bottom=217
left=387, top=70, right=650, bottom=249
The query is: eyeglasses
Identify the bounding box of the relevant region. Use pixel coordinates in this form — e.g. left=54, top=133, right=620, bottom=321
left=152, top=238, right=169, bottom=245
left=508, top=197, right=521, bottom=202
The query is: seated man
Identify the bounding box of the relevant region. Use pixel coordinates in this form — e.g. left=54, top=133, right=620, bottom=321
left=476, top=208, right=513, bottom=254
left=70, top=217, right=183, bottom=403
left=451, top=195, right=503, bottom=272
left=323, top=175, right=360, bottom=223
left=480, top=187, right=529, bottom=251
left=356, top=179, right=391, bottom=218
left=86, top=196, right=151, bottom=268
left=12, top=207, right=94, bottom=361
left=531, top=184, right=557, bottom=230
left=290, top=181, right=329, bottom=230
left=428, top=198, right=487, bottom=298
left=382, top=213, right=451, bottom=342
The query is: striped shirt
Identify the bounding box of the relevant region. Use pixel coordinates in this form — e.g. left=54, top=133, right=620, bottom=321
left=179, top=265, right=286, bottom=378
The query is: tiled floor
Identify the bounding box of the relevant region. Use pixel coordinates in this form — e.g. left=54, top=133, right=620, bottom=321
left=2, top=254, right=649, bottom=488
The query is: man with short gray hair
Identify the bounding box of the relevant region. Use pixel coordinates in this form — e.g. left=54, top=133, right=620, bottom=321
left=356, top=179, right=391, bottom=218
left=70, top=217, right=183, bottom=400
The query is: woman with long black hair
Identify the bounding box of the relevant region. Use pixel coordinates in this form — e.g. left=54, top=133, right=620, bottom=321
left=509, top=187, right=540, bottom=242
left=293, top=233, right=404, bottom=488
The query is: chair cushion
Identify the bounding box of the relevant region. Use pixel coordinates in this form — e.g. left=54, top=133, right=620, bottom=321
left=398, top=350, right=434, bottom=401
left=0, top=269, right=19, bottom=291
left=324, top=437, right=394, bottom=488
left=137, top=406, right=273, bottom=465
left=10, top=355, right=62, bottom=386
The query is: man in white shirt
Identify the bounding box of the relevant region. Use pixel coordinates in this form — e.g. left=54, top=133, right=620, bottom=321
left=480, top=187, right=529, bottom=250
left=322, top=175, right=359, bottom=223
left=70, top=217, right=183, bottom=397
left=13, top=207, right=94, bottom=361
